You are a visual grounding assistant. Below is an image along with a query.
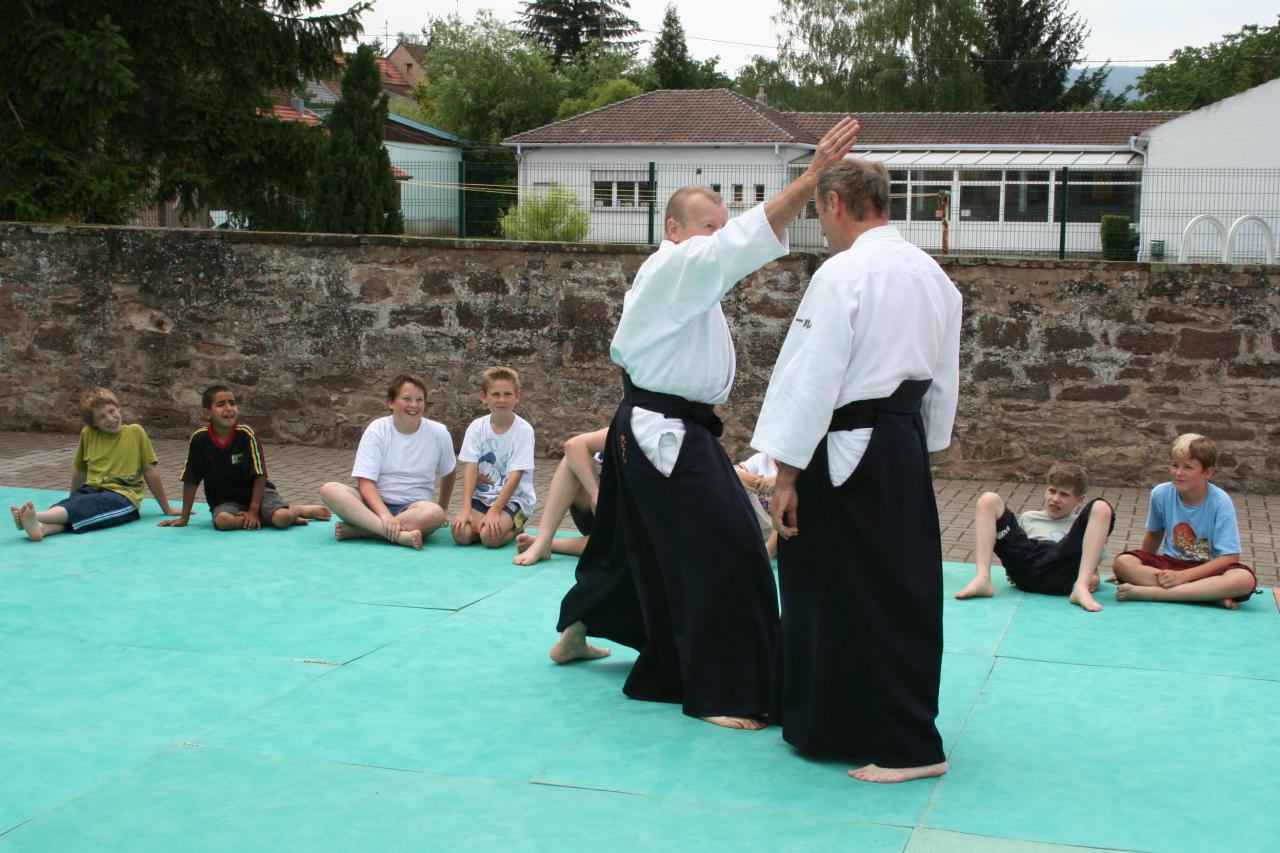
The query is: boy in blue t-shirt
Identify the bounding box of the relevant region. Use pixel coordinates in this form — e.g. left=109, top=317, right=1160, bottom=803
left=1114, top=433, right=1257, bottom=608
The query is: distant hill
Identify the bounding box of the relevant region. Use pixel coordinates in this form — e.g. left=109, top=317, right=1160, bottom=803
left=1070, top=65, right=1149, bottom=98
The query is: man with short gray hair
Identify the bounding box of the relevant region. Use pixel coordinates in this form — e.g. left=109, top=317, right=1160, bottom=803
left=752, top=157, right=962, bottom=782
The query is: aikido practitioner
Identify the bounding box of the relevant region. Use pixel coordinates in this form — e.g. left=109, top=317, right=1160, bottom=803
left=752, top=158, right=962, bottom=780
left=550, top=118, right=861, bottom=731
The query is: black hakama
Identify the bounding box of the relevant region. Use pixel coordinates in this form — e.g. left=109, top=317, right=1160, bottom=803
left=558, top=377, right=779, bottom=718
left=774, top=380, right=945, bottom=768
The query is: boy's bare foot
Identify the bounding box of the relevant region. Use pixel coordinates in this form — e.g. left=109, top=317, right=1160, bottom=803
left=955, top=577, right=994, bottom=599
left=334, top=521, right=371, bottom=541
left=299, top=505, right=332, bottom=521
left=514, top=539, right=553, bottom=566
left=1069, top=583, right=1103, bottom=612
left=549, top=622, right=611, bottom=663
left=849, top=761, right=947, bottom=784
left=397, top=529, right=424, bottom=550
left=19, top=502, right=43, bottom=542
left=1088, top=573, right=1100, bottom=592
left=515, top=532, right=536, bottom=553
left=701, top=716, right=766, bottom=731
left=292, top=517, right=310, bottom=526
left=11, top=504, right=24, bottom=531
left=1115, top=582, right=1140, bottom=601
left=1218, top=597, right=1239, bottom=610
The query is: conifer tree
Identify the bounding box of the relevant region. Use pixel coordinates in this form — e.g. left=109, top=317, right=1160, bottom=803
left=975, top=0, right=1107, bottom=111
left=651, top=5, right=696, bottom=89
left=518, top=0, right=640, bottom=65
left=310, top=45, right=403, bottom=234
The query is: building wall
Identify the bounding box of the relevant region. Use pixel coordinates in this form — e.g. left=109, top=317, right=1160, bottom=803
left=386, top=141, right=463, bottom=237
left=2, top=223, right=1277, bottom=491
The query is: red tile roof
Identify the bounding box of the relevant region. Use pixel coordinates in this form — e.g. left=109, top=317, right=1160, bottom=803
left=267, top=103, right=321, bottom=126
left=394, top=41, right=428, bottom=63
left=503, top=89, right=1185, bottom=148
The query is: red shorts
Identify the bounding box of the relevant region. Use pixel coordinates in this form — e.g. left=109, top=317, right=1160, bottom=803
left=1119, top=550, right=1257, bottom=602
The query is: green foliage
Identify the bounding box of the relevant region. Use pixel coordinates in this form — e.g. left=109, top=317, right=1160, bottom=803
left=0, top=0, right=366, bottom=225
left=1135, top=19, right=1280, bottom=110
left=499, top=182, right=590, bottom=241
left=732, top=57, right=803, bottom=108
left=310, top=45, right=403, bottom=234
left=1099, top=215, right=1138, bottom=261
left=650, top=5, right=696, bottom=88
left=976, top=0, right=1107, bottom=111
left=775, top=0, right=986, bottom=111
left=518, top=0, right=640, bottom=65
left=417, top=12, right=564, bottom=148
left=557, top=78, right=644, bottom=120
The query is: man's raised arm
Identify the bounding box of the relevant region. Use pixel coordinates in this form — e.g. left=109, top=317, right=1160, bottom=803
left=763, top=116, right=860, bottom=239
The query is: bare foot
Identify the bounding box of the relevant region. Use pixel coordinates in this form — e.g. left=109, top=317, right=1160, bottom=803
left=11, top=504, right=24, bottom=531
left=292, top=517, right=310, bottom=526
left=299, top=505, right=332, bottom=521
left=20, top=502, right=44, bottom=542
left=1114, top=582, right=1142, bottom=601
left=513, top=538, right=553, bottom=566
left=1088, top=573, right=1100, bottom=592
left=396, top=529, right=424, bottom=550
left=955, top=576, right=994, bottom=599
left=549, top=623, right=611, bottom=664
left=515, top=532, right=536, bottom=553
left=1218, top=597, right=1239, bottom=610
left=1069, top=582, right=1103, bottom=612
left=849, top=761, right=947, bottom=783
left=334, top=521, right=371, bottom=541
left=701, top=715, right=766, bottom=731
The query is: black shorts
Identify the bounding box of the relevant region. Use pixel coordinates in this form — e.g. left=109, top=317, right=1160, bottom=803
left=994, top=498, right=1113, bottom=596
left=568, top=503, right=595, bottom=535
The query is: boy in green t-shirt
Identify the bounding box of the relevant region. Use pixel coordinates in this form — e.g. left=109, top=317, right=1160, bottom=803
left=10, top=387, right=177, bottom=540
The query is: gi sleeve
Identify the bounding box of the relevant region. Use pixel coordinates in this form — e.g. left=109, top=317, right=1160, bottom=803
left=921, top=289, right=962, bottom=452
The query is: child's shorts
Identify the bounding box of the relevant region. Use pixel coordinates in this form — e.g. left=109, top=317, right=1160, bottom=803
left=1118, top=549, right=1258, bottom=603
left=211, top=487, right=289, bottom=524
left=470, top=497, right=528, bottom=532
left=568, top=503, right=595, bottom=535
left=55, top=486, right=140, bottom=533
left=995, top=498, right=1114, bottom=595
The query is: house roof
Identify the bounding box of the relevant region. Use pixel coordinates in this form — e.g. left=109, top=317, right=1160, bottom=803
left=503, top=89, right=1185, bottom=149
left=393, top=41, right=428, bottom=63
left=504, top=89, right=819, bottom=146
left=374, top=57, right=413, bottom=96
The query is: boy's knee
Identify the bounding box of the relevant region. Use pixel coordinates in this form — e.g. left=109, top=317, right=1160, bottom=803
left=976, top=491, right=1004, bottom=512
left=213, top=512, right=241, bottom=530
left=319, top=482, right=344, bottom=503
left=1089, top=499, right=1113, bottom=521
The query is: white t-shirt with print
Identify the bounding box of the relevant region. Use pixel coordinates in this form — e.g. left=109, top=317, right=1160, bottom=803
left=351, top=416, right=456, bottom=506
left=458, top=414, right=537, bottom=513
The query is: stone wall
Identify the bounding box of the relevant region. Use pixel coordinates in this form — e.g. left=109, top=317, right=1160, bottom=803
left=2, top=223, right=1277, bottom=492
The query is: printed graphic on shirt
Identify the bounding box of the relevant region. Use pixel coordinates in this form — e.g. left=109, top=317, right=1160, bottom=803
left=474, top=447, right=512, bottom=501
left=1170, top=521, right=1211, bottom=562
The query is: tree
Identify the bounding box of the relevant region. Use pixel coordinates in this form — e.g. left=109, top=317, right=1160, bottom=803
left=0, top=0, right=367, bottom=225
left=975, top=0, right=1109, bottom=111
left=309, top=45, right=403, bottom=234
left=1135, top=18, right=1280, bottom=110
left=499, top=182, right=589, bottom=241
left=557, top=78, right=643, bottom=119
left=732, top=56, right=805, bottom=108
left=775, top=0, right=986, bottom=111
left=517, top=0, right=640, bottom=65
left=417, top=12, right=563, bottom=147
left=650, top=5, right=696, bottom=88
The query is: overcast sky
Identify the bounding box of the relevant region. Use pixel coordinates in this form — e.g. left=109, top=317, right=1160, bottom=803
left=320, top=0, right=1278, bottom=74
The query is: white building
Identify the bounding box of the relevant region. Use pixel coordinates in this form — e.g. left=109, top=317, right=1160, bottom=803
left=503, top=89, right=1183, bottom=256
left=1135, top=78, right=1280, bottom=261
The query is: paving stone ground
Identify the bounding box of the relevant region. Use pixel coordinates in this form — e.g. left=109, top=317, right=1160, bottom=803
left=1, top=429, right=1275, bottom=587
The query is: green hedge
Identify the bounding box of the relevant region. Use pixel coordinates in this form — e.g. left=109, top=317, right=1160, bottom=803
left=1100, top=215, right=1139, bottom=261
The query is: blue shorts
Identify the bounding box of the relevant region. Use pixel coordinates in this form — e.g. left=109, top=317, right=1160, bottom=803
left=55, top=486, right=140, bottom=534
left=383, top=502, right=415, bottom=517
left=470, top=497, right=528, bottom=531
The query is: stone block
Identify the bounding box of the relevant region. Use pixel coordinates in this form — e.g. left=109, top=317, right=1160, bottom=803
left=1115, top=327, right=1175, bottom=355
left=1041, top=325, right=1096, bottom=352
left=1025, top=364, right=1093, bottom=382
left=1177, top=328, right=1240, bottom=359
left=977, top=317, right=1027, bottom=349
left=1057, top=385, right=1130, bottom=402
left=1227, top=362, right=1280, bottom=379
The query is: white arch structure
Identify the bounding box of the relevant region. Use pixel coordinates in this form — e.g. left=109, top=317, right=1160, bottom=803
left=1178, top=214, right=1276, bottom=263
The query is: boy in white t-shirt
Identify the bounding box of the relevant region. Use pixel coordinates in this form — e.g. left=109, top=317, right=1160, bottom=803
left=451, top=366, right=537, bottom=548
left=319, top=374, right=456, bottom=550
left=735, top=451, right=779, bottom=557
left=955, top=462, right=1114, bottom=612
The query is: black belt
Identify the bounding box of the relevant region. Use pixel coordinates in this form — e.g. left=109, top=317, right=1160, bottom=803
left=828, top=379, right=932, bottom=431
left=622, top=373, right=724, bottom=437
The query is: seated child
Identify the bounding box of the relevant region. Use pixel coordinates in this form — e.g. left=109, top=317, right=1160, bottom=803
left=955, top=462, right=1114, bottom=612
left=1113, top=433, right=1257, bottom=609
left=319, top=374, right=456, bottom=550
left=735, top=450, right=779, bottom=558
left=451, top=366, right=536, bottom=548
left=159, top=385, right=331, bottom=531
left=11, top=387, right=176, bottom=540
left=514, top=427, right=606, bottom=565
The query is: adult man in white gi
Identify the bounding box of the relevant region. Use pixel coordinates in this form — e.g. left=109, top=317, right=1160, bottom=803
left=752, top=158, right=962, bottom=779
left=551, top=118, right=860, bottom=731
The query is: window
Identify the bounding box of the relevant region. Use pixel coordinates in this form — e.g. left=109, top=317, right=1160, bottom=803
left=1058, top=169, right=1140, bottom=223
left=889, top=170, right=908, bottom=220
left=911, top=170, right=953, bottom=221
left=590, top=171, right=654, bottom=208
left=1003, top=170, right=1050, bottom=222
left=732, top=184, right=744, bottom=203
left=957, top=170, right=1000, bottom=222
left=754, top=184, right=765, bottom=203
left=710, top=183, right=721, bottom=196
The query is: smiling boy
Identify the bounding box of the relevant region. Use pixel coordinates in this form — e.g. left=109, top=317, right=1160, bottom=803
left=955, top=462, right=1114, bottom=612
left=451, top=366, right=536, bottom=548
left=11, top=387, right=176, bottom=540
left=1113, top=434, right=1256, bottom=608
left=160, top=385, right=331, bottom=531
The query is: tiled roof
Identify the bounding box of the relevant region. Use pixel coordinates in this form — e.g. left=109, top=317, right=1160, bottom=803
left=394, top=41, right=428, bottom=63
left=789, top=111, right=1185, bottom=146
left=503, top=89, right=1185, bottom=148
left=266, top=102, right=321, bottom=126
left=374, top=57, right=413, bottom=96
left=504, top=89, right=819, bottom=145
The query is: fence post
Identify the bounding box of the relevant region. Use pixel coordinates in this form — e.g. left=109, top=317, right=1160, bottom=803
left=457, top=160, right=466, bottom=239
left=1058, top=166, right=1069, bottom=260
left=647, top=162, right=657, bottom=245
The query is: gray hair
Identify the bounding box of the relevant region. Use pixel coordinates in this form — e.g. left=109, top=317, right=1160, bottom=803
left=816, top=159, right=890, bottom=220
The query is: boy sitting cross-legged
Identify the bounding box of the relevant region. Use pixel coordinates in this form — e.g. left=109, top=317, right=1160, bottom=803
left=1113, top=433, right=1257, bottom=609
left=159, top=385, right=331, bottom=531
left=11, top=387, right=177, bottom=540
left=319, top=374, right=457, bottom=550
left=451, top=366, right=537, bottom=549
left=955, top=462, right=1114, bottom=612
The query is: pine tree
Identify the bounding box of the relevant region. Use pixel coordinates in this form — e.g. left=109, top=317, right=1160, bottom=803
left=651, top=5, right=696, bottom=89
left=310, top=45, right=403, bottom=235
left=976, top=0, right=1107, bottom=111
left=518, top=0, right=640, bottom=65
